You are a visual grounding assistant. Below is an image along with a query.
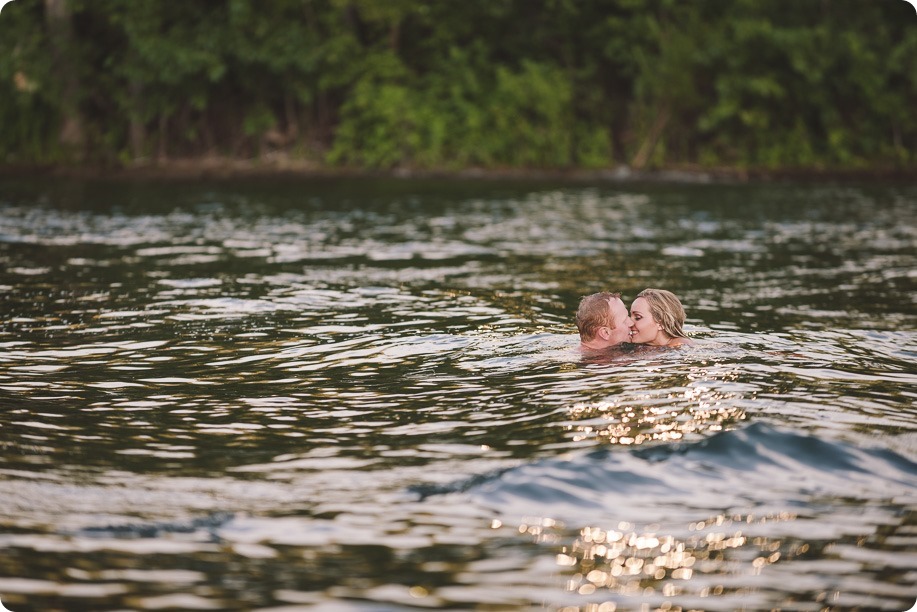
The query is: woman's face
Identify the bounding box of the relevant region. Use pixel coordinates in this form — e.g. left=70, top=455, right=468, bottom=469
left=629, top=297, right=664, bottom=345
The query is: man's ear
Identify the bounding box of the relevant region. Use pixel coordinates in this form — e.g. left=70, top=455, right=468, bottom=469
left=598, top=326, right=610, bottom=340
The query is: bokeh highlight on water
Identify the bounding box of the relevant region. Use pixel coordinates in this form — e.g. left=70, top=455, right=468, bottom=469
left=0, top=177, right=915, bottom=611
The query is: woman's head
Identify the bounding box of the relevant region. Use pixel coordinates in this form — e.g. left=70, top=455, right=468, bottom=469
left=629, top=288, right=687, bottom=345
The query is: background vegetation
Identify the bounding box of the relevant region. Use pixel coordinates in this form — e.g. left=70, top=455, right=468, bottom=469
left=1, top=0, right=915, bottom=172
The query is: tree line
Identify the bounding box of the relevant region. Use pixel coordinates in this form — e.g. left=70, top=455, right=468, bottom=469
left=1, top=0, right=915, bottom=172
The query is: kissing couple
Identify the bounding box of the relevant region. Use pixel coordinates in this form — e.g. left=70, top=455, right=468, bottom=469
left=576, top=289, right=695, bottom=352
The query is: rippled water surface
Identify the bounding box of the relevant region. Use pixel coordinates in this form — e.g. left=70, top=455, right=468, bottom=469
left=0, top=177, right=915, bottom=611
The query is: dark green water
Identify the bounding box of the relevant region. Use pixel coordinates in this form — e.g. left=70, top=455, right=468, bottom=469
left=0, top=177, right=915, bottom=611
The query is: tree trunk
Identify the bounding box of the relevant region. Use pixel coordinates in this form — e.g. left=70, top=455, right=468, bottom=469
left=284, top=92, right=299, bottom=142
left=44, top=0, right=85, bottom=154
left=389, top=21, right=400, bottom=51
left=129, top=80, right=146, bottom=160
left=631, top=104, right=671, bottom=170
left=157, top=114, right=168, bottom=161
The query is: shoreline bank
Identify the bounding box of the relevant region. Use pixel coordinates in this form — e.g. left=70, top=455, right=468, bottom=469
left=1, top=158, right=915, bottom=184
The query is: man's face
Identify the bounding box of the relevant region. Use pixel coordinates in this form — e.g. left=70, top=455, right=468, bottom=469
left=606, top=297, right=635, bottom=345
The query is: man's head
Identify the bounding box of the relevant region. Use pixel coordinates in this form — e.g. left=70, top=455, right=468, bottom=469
left=575, top=292, right=634, bottom=350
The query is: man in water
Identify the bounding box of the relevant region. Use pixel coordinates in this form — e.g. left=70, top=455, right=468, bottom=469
left=575, top=291, right=635, bottom=351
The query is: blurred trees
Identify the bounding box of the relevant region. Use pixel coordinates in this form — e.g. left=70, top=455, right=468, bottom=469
left=0, top=0, right=914, bottom=171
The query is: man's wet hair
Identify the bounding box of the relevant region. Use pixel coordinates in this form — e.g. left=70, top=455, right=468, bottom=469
left=575, top=292, right=621, bottom=341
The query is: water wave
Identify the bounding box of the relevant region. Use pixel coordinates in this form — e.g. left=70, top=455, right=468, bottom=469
left=417, top=421, right=917, bottom=525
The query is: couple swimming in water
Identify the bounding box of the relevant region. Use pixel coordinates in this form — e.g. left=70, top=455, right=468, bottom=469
left=575, top=288, right=695, bottom=352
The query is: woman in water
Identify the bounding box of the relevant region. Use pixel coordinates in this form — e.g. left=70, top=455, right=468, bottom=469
left=629, top=288, right=695, bottom=347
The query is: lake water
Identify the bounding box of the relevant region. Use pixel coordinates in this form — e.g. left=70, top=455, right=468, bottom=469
left=0, top=177, right=915, bottom=611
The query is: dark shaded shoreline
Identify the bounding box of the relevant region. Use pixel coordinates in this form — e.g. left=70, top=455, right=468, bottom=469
left=1, top=158, right=915, bottom=184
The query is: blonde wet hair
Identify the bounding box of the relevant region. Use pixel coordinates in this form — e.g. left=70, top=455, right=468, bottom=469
left=636, top=288, right=687, bottom=340
left=575, top=292, right=621, bottom=341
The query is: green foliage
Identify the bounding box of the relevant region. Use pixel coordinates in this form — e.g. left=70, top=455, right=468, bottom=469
left=329, top=54, right=586, bottom=169
left=0, top=0, right=914, bottom=170
left=483, top=61, right=574, bottom=167
left=0, top=0, right=59, bottom=161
